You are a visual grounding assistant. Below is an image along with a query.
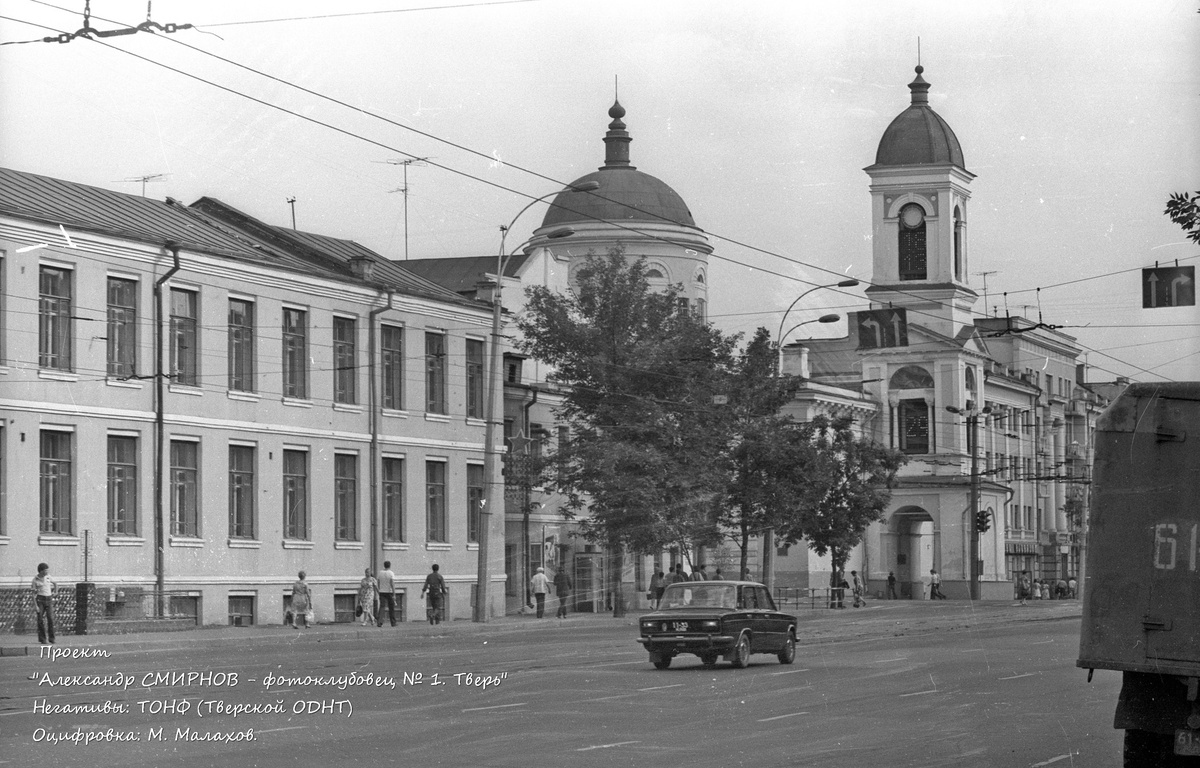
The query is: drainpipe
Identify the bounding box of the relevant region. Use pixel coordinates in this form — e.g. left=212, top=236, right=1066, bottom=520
left=154, top=242, right=182, bottom=607
left=368, top=291, right=394, bottom=575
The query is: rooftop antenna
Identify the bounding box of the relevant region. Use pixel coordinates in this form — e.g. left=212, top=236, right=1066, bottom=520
left=975, top=270, right=997, bottom=314
left=917, top=37, right=921, bottom=67
left=116, top=173, right=168, bottom=197
left=286, top=197, right=297, bottom=230
left=376, top=157, right=430, bottom=259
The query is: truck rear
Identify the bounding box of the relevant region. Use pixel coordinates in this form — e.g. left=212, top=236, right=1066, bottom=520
left=1078, top=382, right=1200, bottom=766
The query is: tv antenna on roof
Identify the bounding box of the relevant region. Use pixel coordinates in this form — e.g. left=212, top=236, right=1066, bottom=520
left=116, top=173, right=169, bottom=198
left=376, top=157, right=431, bottom=260
left=974, top=270, right=997, bottom=315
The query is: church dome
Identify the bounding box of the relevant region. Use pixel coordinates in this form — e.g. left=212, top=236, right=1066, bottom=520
left=541, top=100, right=698, bottom=229
left=873, top=66, right=965, bottom=168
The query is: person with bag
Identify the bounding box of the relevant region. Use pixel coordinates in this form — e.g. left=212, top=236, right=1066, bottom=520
left=421, top=564, right=447, bottom=625
left=530, top=566, right=550, bottom=618
left=291, top=571, right=312, bottom=629
left=357, top=567, right=378, bottom=626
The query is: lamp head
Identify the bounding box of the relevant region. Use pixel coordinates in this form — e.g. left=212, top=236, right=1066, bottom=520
left=817, top=313, right=840, bottom=323
left=837, top=279, right=860, bottom=288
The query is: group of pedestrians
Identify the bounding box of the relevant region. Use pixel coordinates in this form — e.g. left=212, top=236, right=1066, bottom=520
left=1015, top=570, right=1077, bottom=605
left=645, top=563, right=725, bottom=608
left=287, top=562, right=449, bottom=628
left=528, top=565, right=573, bottom=618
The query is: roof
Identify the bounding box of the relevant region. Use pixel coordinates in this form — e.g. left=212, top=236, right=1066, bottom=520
left=0, top=167, right=262, bottom=258
left=541, top=99, right=697, bottom=230
left=403, top=253, right=533, bottom=295
left=871, top=67, right=965, bottom=169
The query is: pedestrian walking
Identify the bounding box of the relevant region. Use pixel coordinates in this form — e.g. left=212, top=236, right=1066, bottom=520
left=291, top=571, right=312, bottom=629
left=530, top=566, right=550, bottom=618
left=851, top=570, right=867, bottom=607
left=553, top=566, right=573, bottom=618
left=358, top=567, right=379, bottom=626
left=421, top=564, right=446, bottom=624
left=692, top=564, right=708, bottom=581
left=1067, top=576, right=1078, bottom=599
left=649, top=570, right=666, bottom=608
left=31, top=562, right=55, bottom=645
left=887, top=571, right=899, bottom=600
left=377, top=561, right=397, bottom=626
left=668, top=563, right=689, bottom=585
left=713, top=567, right=724, bottom=580
left=1016, top=570, right=1032, bottom=606
left=929, top=569, right=946, bottom=600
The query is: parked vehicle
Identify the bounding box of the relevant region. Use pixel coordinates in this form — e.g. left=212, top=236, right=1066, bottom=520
left=1077, top=382, right=1200, bottom=766
left=637, top=581, right=797, bottom=669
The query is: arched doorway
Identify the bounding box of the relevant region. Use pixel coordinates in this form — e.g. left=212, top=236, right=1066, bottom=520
left=885, top=506, right=936, bottom=599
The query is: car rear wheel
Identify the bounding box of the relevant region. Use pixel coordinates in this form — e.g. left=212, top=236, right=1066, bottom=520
left=650, top=652, right=672, bottom=670
left=728, top=633, right=750, bottom=669
left=778, top=630, right=796, bottom=664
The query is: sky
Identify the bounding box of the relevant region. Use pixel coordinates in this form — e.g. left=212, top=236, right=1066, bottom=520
left=1, top=0, right=1197, bottom=383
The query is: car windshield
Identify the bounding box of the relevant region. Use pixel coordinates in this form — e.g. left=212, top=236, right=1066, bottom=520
left=659, top=584, right=736, bottom=609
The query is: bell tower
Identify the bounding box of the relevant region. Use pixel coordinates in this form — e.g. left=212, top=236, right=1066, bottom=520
left=864, top=66, right=978, bottom=340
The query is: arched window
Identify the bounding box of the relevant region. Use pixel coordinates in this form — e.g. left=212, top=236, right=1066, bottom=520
left=965, top=366, right=977, bottom=409
left=890, top=365, right=934, bottom=389
left=898, top=203, right=927, bottom=281
left=953, top=206, right=963, bottom=282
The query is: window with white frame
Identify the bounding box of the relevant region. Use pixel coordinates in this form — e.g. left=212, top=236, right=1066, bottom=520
left=282, top=307, right=308, bottom=399
left=426, top=460, right=447, bottom=542
left=467, top=463, right=484, bottom=543
left=228, top=298, right=255, bottom=392
left=466, top=338, right=484, bottom=419
left=39, top=265, right=73, bottom=371
left=107, top=435, right=138, bottom=535
left=335, top=453, right=358, bottom=540
left=40, top=430, right=73, bottom=534
left=228, top=444, right=256, bottom=538
left=382, top=456, right=404, bottom=542
left=170, top=440, right=199, bottom=536
left=283, top=449, right=308, bottom=540
left=170, top=288, right=199, bottom=386
left=107, top=277, right=137, bottom=378
left=333, top=316, right=357, bottom=404
left=381, top=325, right=403, bottom=410
left=425, top=332, right=447, bottom=414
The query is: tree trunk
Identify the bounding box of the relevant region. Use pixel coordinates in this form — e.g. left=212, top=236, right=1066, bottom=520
left=610, top=538, right=626, bottom=618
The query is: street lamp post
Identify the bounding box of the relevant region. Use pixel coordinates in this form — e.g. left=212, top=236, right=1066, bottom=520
left=775, top=280, right=859, bottom=373
left=473, top=182, right=598, bottom=623
left=946, top=404, right=992, bottom=601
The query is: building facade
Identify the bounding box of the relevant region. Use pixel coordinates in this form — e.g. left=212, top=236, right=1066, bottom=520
left=0, top=168, right=504, bottom=630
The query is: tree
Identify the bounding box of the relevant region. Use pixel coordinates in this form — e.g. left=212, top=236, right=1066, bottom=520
left=517, top=250, right=736, bottom=613
left=716, top=328, right=815, bottom=578
left=1165, top=191, right=1200, bottom=243
left=776, top=415, right=907, bottom=584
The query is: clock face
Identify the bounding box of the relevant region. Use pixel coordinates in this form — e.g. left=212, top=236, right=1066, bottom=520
left=901, top=204, right=925, bottom=228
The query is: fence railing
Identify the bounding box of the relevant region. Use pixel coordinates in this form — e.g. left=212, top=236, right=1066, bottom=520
left=773, top=586, right=851, bottom=610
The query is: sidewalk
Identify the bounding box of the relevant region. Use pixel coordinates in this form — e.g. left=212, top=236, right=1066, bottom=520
left=0, top=598, right=1082, bottom=656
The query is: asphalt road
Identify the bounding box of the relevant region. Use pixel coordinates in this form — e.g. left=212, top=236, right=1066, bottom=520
left=0, top=601, right=1122, bottom=768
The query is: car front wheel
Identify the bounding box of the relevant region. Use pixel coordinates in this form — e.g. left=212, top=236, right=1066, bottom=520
left=728, top=633, right=750, bottom=669
left=778, top=630, right=796, bottom=664
left=650, top=652, right=672, bottom=670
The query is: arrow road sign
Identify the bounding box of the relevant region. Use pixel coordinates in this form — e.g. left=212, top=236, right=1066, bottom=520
left=855, top=308, right=909, bottom=349
left=1142, top=266, right=1195, bottom=308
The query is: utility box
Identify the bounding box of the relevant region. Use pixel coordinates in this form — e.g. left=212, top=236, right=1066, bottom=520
left=1077, top=382, right=1200, bottom=765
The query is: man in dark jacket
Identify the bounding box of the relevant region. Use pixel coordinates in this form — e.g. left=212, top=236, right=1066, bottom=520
left=553, top=567, right=573, bottom=618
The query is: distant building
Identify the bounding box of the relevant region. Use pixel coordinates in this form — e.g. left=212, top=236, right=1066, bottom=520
left=0, top=168, right=502, bottom=630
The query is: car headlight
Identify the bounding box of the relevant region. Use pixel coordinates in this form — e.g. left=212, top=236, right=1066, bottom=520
left=700, top=620, right=720, bottom=631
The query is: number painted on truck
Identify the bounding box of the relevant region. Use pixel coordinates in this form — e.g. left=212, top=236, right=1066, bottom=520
left=1154, top=523, right=1199, bottom=571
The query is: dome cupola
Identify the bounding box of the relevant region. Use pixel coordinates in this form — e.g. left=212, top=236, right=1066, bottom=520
left=872, top=66, right=965, bottom=169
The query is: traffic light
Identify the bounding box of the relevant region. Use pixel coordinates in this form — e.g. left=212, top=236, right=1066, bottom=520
left=976, top=508, right=992, bottom=534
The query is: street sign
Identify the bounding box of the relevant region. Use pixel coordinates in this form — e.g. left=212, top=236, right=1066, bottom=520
left=855, top=308, right=909, bottom=349
left=1142, top=266, right=1195, bottom=308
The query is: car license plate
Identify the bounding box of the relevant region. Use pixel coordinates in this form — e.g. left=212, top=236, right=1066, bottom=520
left=1176, top=729, right=1200, bottom=756
left=670, top=621, right=689, bottom=632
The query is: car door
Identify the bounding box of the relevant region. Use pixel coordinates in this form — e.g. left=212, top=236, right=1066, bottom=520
left=756, top=586, right=788, bottom=649
left=733, top=585, right=756, bottom=645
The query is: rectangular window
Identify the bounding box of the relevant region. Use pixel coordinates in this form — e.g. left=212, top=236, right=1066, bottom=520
left=282, top=308, right=308, bottom=399
left=39, top=266, right=73, bottom=370
left=382, top=457, right=404, bottom=542
left=106, top=277, right=137, bottom=378
left=40, top=431, right=73, bottom=534
left=426, top=461, right=447, bottom=543
left=425, top=332, right=446, bottom=414
left=229, top=444, right=256, bottom=538
left=107, top=435, right=138, bottom=535
left=335, top=453, right=358, bottom=540
left=466, top=338, right=485, bottom=419
left=283, top=449, right=308, bottom=540
left=381, top=325, right=404, bottom=410
left=333, top=316, right=357, bottom=404
left=228, top=298, right=255, bottom=392
left=227, top=596, right=255, bottom=626
left=467, top=463, right=484, bottom=543
left=897, top=399, right=929, bottom=454
left=170, top=441, right=199, bottom=537
left=170, top=288, right=198, bottom=386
